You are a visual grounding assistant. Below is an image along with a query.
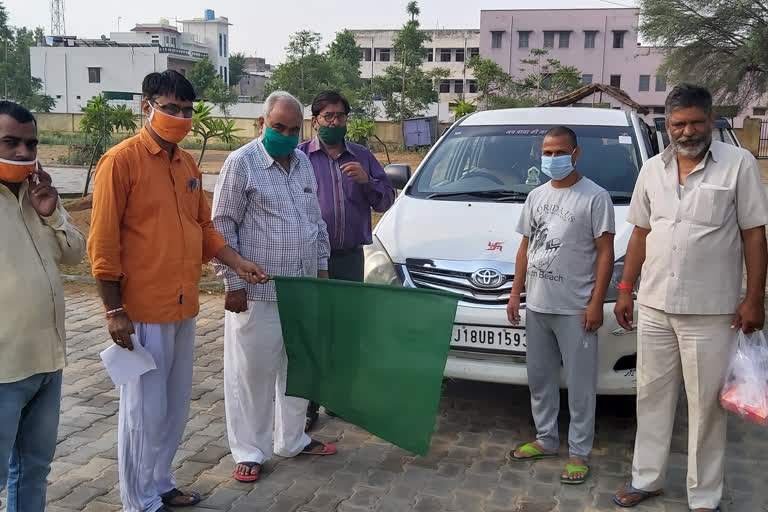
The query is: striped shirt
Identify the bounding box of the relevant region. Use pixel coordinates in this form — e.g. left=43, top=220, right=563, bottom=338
left=212, top=139, right=330, bottom=301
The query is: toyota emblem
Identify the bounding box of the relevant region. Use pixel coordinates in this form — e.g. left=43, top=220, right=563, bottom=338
left=471, top=268, right=503, bottom=289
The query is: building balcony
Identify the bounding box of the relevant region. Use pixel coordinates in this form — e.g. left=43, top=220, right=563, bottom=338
left=190, top=50, right=209, bottom=59
left=159, top=46, right=189, bottom=56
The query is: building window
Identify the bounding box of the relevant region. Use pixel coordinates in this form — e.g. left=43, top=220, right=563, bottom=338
left=223, top=34, right=228, bottom=57
left=584, top=30, right=597, bottom=49
left=610, top=74, right=621, bottom=88
left=542, top=75, right=552, bottom=89
left=612, top=31, right=625, bottom=49
left=639, top=75, right=650, bottom=91
left=469, top=47, right=479, bottom=58
left=454, top=80, right=464, bottom=94
left=653, top=106, right=666, bottom=114
left=655, top=75, right=667, bottom=92
left=361, top=48, right=372, bottom=61
left=543, top=31, right=555, bottom=48
left=218, top=34, right=223, bottom=56
left=491, top=31, right=503, bottom=49
left=88, top=67, right=101, bottom=83
left=582, top=74, right=593, bottom=85
left=455, top=48, right=465, bottom=62
left=171, top=36, right=177, bottom=47
left=220, top=66, right=223, bottom=77
left=518, top=31, right=530, bottom=49
left=426, top=50, right=433, bottom=62
left=378, top=48, right=390, bottom=62
left=439, top=80, right=450, bottom=93
left=753, top=107, right=766, bottom=116
left=440, top=48, right=451, bottom=62
left=164, top=35, right=169, bottom=45
left=558, top=32, right=570, bottom=49
left=468, top=80, right=477, bottom=93
left=224, top=67, right=228, bottom=84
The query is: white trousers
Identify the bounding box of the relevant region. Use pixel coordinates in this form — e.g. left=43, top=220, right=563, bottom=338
left=631, top=305, right=734, bottom=510
left=118, top=318, right=196, bottom=512
left=224, top=300, right=310, bottom=464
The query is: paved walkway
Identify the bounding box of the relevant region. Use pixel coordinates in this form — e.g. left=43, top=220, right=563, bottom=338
left=12, top=287, right=768, bottom=512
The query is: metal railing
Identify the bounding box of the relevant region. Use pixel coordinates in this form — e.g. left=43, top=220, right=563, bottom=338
left=191, top=50, right=209, bottom=59
left=158, top=46, right=189, bottom=57
left=760, top=120, right=768, bottom=158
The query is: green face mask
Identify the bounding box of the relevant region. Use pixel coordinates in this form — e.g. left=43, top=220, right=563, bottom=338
left=262, top=126, right=299, bottom=158
left=318, top=125, right=347, bottom=146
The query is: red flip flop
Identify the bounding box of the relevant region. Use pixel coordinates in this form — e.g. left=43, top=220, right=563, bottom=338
left=301, top=440, right=337, bottom=456
left=233, top=462, right=261, bottom=482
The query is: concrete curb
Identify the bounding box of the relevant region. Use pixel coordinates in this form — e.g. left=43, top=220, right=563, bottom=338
left=60, top=274, right=225, bottom=292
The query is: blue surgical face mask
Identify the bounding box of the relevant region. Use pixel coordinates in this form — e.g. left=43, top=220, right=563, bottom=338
left=540, top=152, right=575, bottom=180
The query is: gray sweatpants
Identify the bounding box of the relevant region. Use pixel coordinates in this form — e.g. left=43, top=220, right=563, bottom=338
left=525, top=309, right=598, bottom=459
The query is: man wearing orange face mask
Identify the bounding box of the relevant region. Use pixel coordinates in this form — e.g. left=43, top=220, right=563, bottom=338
left=88, top=71, right=267, bottom=512
left=0, top=100, right=85, bottom=511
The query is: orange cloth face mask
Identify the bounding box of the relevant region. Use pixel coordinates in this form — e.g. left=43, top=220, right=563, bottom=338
left=0, top=158, right=37, bottom=183
left=147, top=104, right=192, bottom=144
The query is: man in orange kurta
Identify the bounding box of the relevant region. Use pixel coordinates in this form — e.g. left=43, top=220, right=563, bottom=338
left=88, top=70, right=266, bottom=512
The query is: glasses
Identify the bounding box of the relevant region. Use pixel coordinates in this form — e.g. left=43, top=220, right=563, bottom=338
left=318, top=112, right=348, bottom=123
left=150, top=100, right=195, bottom=118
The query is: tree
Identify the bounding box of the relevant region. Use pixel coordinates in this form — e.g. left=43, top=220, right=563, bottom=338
left=266, top=30, right=335, bottom=105
left=0, top=3, right=54, bottom=111
left=191, top=101, right=243, bottom=166
left=373, top=1, right=435, bottom=122
left=205, top=78, right=238, bottom=119
left=467, top=56, right=512, bottom=108
left=427, top=67, right=450, bottom=96
left=228, top=52, right=246, bottom=87
left=518, top=49, right=581, bottom=103
left=346, top=118, right=390, bottom=164
left=640, top=0, right=768, bottom=108
left=188, top=58, right=218, bottom=99
left=79, top=95, right=138, bottom=196
left=451, top=98, right=477, bottom=118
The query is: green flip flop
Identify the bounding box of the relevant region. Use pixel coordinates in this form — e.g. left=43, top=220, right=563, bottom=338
left=508, top=442, right=557, bottom=462
left=561, top=463, right=590, bottom=484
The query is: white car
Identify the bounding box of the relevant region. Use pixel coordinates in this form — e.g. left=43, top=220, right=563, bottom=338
left=365, top=107, right=658, bottom=395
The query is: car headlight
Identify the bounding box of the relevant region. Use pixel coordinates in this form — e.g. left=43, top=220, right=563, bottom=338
left=364, top=235, right=402, bottom=286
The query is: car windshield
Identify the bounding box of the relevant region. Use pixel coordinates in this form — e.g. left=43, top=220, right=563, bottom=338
left=408, top=124, right=641, bottom=203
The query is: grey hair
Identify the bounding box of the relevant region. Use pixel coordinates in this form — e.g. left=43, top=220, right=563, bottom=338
left=665, top=83, right=713, bottom=117
left=263, top=90, right=303, bottom=119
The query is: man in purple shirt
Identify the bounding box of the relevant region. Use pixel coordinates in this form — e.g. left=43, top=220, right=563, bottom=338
left=298, top=90, right=395, bottom=429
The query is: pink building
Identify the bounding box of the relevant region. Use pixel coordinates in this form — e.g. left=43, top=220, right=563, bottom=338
left=479, top=7, right=766, bottom=127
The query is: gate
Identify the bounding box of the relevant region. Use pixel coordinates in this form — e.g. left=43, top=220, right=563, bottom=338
left=760, top=119, right=768, bottom=158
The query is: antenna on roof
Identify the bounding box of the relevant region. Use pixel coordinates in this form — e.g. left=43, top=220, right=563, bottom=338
left=50, top=0, right=66, bottom=36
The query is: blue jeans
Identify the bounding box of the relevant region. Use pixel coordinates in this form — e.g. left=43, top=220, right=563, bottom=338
left=0, top=371, right=62, bottom=512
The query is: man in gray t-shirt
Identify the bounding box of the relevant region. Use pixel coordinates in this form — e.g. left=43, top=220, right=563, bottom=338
left=507, top=126, right=615, bottom=485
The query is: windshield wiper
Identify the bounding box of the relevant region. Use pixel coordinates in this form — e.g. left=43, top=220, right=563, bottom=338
left=427, top=189, right=528, bottom=201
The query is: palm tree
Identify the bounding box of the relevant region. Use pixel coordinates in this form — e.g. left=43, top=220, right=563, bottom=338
left=407, top=1, right=420, bottom=21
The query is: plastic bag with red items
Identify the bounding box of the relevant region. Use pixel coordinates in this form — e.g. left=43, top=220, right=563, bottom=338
left=720, top=331, right=768, bottom=425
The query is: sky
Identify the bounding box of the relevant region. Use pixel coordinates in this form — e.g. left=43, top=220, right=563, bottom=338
left=4, top=0, right=637, bottom=65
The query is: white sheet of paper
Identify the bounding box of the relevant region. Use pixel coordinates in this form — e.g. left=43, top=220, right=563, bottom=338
left=100, top=334, right=157, bottom=386
left=618, top=135, right=632, bottom=144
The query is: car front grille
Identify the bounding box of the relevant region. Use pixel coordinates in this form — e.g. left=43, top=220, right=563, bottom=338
left=403, top=260, right=522, bottom=305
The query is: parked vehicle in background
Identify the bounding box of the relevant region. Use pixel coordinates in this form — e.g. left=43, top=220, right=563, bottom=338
left=367, top=107, right=660, bottom=395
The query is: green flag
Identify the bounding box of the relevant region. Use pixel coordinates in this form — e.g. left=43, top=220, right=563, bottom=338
left=274, top=276, right=460, bottom=455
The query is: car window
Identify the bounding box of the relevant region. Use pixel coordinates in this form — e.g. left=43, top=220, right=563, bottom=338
left=409, top=124, right=641, bottom=203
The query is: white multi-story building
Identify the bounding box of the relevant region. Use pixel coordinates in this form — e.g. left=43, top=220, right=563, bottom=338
left=351, top=29, right=481, bottom=102
left=30, top=10, right=230, bottom=113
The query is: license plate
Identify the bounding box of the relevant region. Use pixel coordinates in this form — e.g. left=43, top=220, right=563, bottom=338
left=450, top=324, right=527, bottom=353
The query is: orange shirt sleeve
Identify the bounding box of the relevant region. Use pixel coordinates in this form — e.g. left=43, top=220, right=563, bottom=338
left=198, top=174, right=228, bottom=264
left=87, top=152, right=129, bottom=281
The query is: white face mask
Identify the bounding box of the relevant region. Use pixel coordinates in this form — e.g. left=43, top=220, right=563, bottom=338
left=540, top=150, right=575, bottom=180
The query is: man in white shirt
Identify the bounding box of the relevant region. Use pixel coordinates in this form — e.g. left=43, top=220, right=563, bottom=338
left=0, top=101, right=85, bottom=511
left=613, top=85, right=768, bottom=511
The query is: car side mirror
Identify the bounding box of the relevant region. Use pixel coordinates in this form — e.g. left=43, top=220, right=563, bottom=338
left=384, top=164, right=411, bottom=190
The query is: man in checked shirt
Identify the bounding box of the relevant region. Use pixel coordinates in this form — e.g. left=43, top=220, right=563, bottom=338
left=212, top=91, right=336, bottom=484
